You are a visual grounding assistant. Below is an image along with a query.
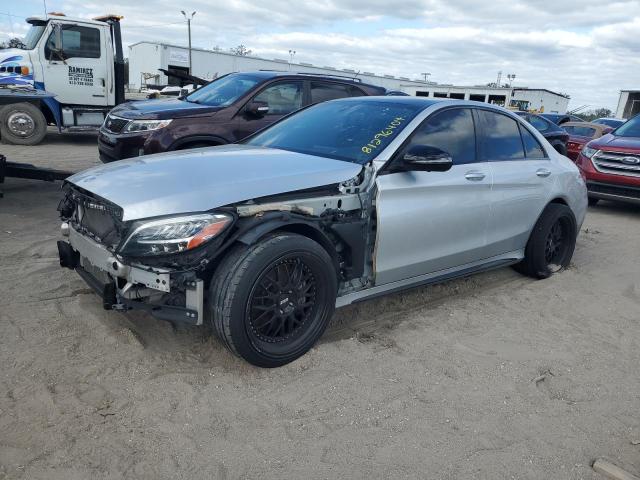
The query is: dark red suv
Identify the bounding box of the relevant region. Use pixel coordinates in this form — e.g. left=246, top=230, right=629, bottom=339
left=576, top=114, right=640, bottom=206
left=98, top=71, right=386, bottom=162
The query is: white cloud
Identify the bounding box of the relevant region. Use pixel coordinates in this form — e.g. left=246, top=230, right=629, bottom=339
left=4, top=0, right=640, bottom=109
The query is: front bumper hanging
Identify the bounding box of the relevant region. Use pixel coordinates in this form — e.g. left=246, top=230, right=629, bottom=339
left=58, top=224, right=204, bottom=325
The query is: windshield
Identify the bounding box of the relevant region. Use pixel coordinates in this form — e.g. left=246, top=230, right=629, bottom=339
left=595, top=118, right=623, bottom=128
left=185, top=73, right=260, bottom=106
left=244, top=100, right=423, bottom=164
left=22, top=24, right=46, bottom=50
left=613, top=115, right=640, bottom=137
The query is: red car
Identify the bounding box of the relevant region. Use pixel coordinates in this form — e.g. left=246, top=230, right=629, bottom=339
left=562, top=122, right=612, bottom=161
left=576, top=114, right=640, bottom=206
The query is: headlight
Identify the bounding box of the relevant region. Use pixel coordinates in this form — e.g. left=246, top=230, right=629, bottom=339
left=581, top=145, right=598, bottom=159
left=119, top=213, right=232, bottom=256
left=122, top=119, right=172, bottom=133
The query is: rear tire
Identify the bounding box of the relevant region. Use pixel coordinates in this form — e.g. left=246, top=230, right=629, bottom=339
left=551, top=141, right=567, bottom=156
left=0, top=103, right=47, bottom=145
left=209, top=233, right=337, bottom=368
left=514, top=203, right=577, bottom=279
left=588, top=197, right=599, bottom=207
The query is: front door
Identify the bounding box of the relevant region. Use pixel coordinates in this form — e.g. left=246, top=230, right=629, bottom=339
left=41, top=22, right=109, bottom=106
left=231, top=81, right=304, bottom=141
left=374, top=107, right=493, bottom=285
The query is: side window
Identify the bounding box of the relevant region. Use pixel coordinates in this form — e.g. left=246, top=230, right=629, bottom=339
left=45, top=25, right=101, bottom=60
left=519, top=124, right=546, bottom=159
left=528, top=115, right=549, bottom=132
left=310, top=82, right=364, bottom=103
left=253, top=82, right=303, bottom=115
left=478, top=110, right=526, bottom=161
left=402, top=108, right=477, bottom=165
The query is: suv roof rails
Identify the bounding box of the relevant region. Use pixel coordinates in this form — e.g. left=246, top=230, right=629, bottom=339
left=257, top=70, right=363, bottom=83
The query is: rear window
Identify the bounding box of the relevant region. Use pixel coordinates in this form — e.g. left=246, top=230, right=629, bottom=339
left=563, top=126, right=596, bottom=137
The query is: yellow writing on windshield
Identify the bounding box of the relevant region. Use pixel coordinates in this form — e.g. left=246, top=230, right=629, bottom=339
left=361, top=117, right=406, bottom=155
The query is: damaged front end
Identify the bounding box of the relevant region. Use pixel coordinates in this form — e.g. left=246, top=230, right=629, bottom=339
left=57, top=185, right=212, bottom=324
left=57, top=163, right=377, bottom=325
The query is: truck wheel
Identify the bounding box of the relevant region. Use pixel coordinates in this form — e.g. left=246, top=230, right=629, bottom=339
left=210, top=233, right=337, bottom=368
left=513, top=204, right=577, bottom=279
left=0, top=103, right=48, bottom=146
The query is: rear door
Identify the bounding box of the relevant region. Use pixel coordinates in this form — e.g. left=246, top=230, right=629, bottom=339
left=41, top=22, right=109, bottom=106
left=231, top=80, right=303, bottom=141
left=374, top=107, right=493, bottom=285
left=478, top=110, right=555, bottom=255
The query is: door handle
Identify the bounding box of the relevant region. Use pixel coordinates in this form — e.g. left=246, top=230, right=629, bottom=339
left=465, top=171, right=486, bottom=181
left=536, top=168, right=552, bottom=178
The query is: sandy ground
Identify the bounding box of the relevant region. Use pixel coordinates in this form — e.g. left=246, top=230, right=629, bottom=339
left=1, top=132, right=639, bottom=480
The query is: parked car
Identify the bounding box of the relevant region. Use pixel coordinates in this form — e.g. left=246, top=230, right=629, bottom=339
left=540, top=113, right=584, bottom=125
left=575, top=113, right=640, bottom=206
left=592, top=117, right=626, bottom=129
left=562, top=122, right=612, bottom=161
left=97, top=71, right=386, bottom=162
left=58, top=98, right=587, bottom=367
left=515, top=112, right=570, bottom=155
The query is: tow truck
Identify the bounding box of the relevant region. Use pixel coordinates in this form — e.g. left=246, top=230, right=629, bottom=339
left=0, top=12, right=125, bottom=146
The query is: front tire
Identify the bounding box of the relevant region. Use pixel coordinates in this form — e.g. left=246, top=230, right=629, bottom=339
left=514, top=203, right=577, bottom=279
left=209, top=233, right=337, bottom=367
left=0, top=103, right=47, bottom=145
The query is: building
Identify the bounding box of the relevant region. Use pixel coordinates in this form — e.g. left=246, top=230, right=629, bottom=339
left=616, top=90, right=640, bottom=119
left=128, top=41, right=570, bottom=113
left=402, top=84, right=569, bottom=113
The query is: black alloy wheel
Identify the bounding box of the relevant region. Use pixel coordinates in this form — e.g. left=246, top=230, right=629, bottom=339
left=247, top=256, right=318, bottom=344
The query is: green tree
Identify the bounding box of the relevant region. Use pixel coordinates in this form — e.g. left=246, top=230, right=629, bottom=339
left=0, top=37, right=26, bottom=49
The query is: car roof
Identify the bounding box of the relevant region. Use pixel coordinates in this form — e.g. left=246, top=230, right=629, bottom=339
left=231, top=70, right=384, bottom=90
left=324, top=96, right=530, bottom=114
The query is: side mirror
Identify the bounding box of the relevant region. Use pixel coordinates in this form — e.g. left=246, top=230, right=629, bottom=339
left=48, top=23, right=65, bottom=61
left=399, top=145, right=453, bottom=172
left=246, top=101, right=269, bottom=117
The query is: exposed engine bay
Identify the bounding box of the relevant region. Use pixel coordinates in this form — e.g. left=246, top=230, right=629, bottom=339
left=57, top=164, right=378, bottom=325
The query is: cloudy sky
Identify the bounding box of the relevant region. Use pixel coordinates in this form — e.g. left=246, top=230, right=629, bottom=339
left=2, top=0, right=639, bottom=111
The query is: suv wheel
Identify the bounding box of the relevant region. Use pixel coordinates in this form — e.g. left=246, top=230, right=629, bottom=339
left=514, top=203, right=577, bottom=279
left=209, top=233, right=337, bottom=367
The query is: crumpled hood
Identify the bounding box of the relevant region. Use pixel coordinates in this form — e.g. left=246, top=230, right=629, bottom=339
left=109, top=98, right=224, bottom=120
left=0, top=50, right=34, bottom=86
left=67, top=144, right=362, bottom=221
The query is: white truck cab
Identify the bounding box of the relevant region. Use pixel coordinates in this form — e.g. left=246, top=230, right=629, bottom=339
left=0, top=13, right=125, bottom=145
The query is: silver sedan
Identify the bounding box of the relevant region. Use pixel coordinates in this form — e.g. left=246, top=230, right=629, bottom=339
left=58, top=97, right=587, bottom=367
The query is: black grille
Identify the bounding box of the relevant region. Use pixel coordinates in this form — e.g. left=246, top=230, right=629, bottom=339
left=588, top=182, right=640, bottom=200
left=70, top=189, right=123, bottom=247
left=103, top=114, right=129, bottom=133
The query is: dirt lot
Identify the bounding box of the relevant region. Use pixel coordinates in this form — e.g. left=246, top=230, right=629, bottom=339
left=1, top=132, right=639, bottom=480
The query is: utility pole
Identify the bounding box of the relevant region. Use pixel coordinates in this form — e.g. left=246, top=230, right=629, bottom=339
left=181, top=10, right=196, bottom=73
left=507, top=73, right=516, bottom=87
left=421, top=72, right=431, bottom=83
